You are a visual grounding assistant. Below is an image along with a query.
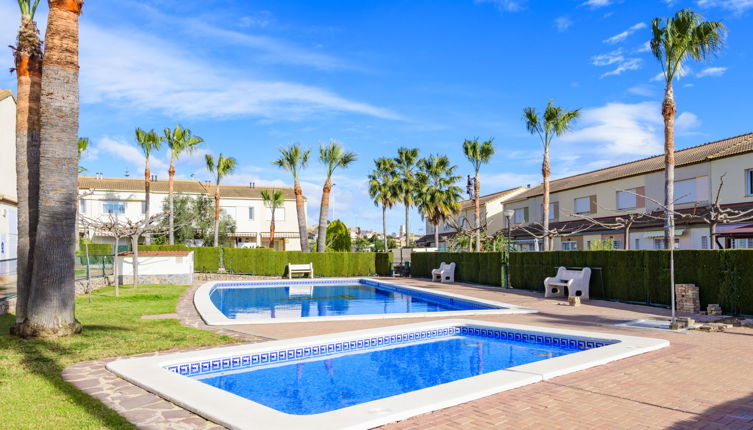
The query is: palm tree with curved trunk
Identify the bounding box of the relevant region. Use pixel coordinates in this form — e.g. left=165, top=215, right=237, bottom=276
left=261, top=190, right=285, bottom=249
left=21, top=0, right=85, bottom=337
left=416, top=155, right=463, bottom=250
left=523, top=101, right=580, bottom=251
left=205, top=153, right=237, bottom=247
left=394, top=147, right=420, bottom=248
left=136, top=129, right=162, bottom=245
left=463, top=138, right=495, bottom=252
left=368, top=158, right=398, bottom=252
left=164, top=125, right=203, bottom=244
left=11, top=0, right=43, bottom=335
left=273, top=144, right=311, bottom=252
left=317, top=141, right=357, bottom=252
left=651, top=9, right=725, bottom=249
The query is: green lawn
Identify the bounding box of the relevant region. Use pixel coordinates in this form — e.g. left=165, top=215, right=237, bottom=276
left=0, top=285, right=238, bottom=429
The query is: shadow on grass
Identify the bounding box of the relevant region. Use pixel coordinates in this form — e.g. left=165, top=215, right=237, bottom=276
left=1, top=315, right=134, bottom=429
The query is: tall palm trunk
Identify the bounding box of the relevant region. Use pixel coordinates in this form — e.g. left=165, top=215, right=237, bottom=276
left=474, top=172, right=481, bottom=252
left=294, top=181, right=309, bottom=252
left=317, top=180, right=332, bottom=252
left=382, top=206, right=388, bottom=252
left=542, top=150, right=551, bottom=252
left=404, top=200, right=410, bottom=248
left=213, top=187, right=220, bottom=247
left=662, top=83, right=676, bottom=250
left=144, top=159, right=151, bottom=244
left=269, top=215, right=276, bottom=249
left=12, top=15, right=43, bottom=331
left=434, top=221, right=440, bottom=250
left=168, top=159, right=175, bottom=245
left=21, top=0, right=84, bottom=337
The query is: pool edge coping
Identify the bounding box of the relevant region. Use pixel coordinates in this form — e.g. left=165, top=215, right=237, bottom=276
left=193, top=277, right=538, bottom=325
left=106, top=318, right=670, bottom=430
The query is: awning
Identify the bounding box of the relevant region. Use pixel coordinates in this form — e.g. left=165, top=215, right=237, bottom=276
left=642, top=229, right=685, bottom=238
left=716, top=224, right=753, bottom=238
left=228, top=232, right=258, bottom=238
left=260, top=232, right=299, bottom=238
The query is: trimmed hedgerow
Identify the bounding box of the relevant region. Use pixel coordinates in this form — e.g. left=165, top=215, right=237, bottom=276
left=375, top=252, right=393, bottom=276
left=222, top=249, right=377, bottom=277
left=411, top=252, right=506, bottom=287
left=508, top=250, right=753, bottom=315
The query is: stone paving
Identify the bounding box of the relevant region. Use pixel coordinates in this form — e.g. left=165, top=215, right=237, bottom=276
left=64, top=277, right=753, bottom=429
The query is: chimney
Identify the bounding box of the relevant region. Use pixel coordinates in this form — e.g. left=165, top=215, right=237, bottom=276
left=250, top=182, right=255, bottom=188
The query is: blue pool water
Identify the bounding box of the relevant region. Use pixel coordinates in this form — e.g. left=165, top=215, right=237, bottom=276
left=209, top=281, right=500, bottom=320
left=194, top=333, right=581, bottom=415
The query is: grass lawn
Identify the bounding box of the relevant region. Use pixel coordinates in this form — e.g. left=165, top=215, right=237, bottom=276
left=0, top=285, right=238, bottom=429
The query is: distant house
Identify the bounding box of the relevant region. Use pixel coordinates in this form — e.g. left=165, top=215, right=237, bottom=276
left=506, top=133, right=753, bottom=251
left=78, top=176, right=307, bottom=250
left=0, top=90, right=17, bottom=273
left=416, top=186, right=528, bottom=249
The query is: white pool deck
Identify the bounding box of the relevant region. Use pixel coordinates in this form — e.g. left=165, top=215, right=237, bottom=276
left=107, top=319, right=669, bottom=430
left=194, top=278, right=538, bottom=326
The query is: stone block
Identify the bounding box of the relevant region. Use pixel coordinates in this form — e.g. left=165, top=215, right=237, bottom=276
left=568, top=296, right=581, bottom=307
left=707, top=304, right=722, bottom=316
left=675, top=284, right=700, bottom=314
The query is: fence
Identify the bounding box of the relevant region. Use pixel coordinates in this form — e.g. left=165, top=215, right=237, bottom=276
left=75, top=254, right=114, bottom=281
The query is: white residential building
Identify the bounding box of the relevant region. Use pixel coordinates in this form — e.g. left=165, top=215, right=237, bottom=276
left=0, top=90, right=17, bottom=270
left=78, top=176, right=306, bottom=251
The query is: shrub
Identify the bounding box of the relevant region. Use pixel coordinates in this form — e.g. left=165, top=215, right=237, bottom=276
left=411, top=252, right=505, bottom=286
left=224, top=249, right=376, bottom=277
left=375, top=252, right=393, bottom=276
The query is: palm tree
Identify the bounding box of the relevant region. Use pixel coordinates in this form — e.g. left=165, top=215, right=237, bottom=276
left=651, top=9, right=725, bottom=249
left=393, top=147, right=420, bottom=248
left=273, top=144, right=311, bottom=252
left=11, top=0, right=43, bottom=335
left=205, top=153, right=237, bottom=247
left=77, top=137, right=89, bottom=173
left=261, top=190, right=285, bottom=249
left=316, top=141, right=357, bottom=252
left=416, top=155, right=463, bottom=250
left=368, top=158, right=398, bottom=252
left=523, top=101, right=580, bottom=251
left=163, top=125, right=203, bottom=245
left=463, top=138, right=495, bottom=252
left=20, top=0, right=85, bottom=337
left=135, top=129, right=162, bottom=245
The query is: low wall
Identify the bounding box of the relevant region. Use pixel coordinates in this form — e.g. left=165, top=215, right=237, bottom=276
left=117, top=274, right=193, bottom=285
left=117, top=251, right=194, bottom=285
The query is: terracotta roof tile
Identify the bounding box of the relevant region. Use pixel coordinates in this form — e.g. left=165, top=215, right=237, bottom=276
left=0, top=89, right=14, bottom=102
left=78, top=176, right=295, bottom=199
left=460, top=186, right=528, bottom=209
left=513, top=132, right=753, bottom=200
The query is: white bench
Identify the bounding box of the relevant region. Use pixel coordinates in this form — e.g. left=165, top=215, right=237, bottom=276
left=544, top=266, right=591, bottom=300
left=288, top=263, right=314, bottom=279
left=431, top=262, right=456, bottom=283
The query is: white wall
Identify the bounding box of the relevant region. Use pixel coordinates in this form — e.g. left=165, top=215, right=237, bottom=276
left=0, top=97, right=16, bottom=202
left=117, top=252, right=194, bottom=276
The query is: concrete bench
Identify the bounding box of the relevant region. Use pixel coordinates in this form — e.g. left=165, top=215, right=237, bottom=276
left=544, top=266, right=591, bottom=300
left=288, top=263, right=314, bottom=279
left=431, top=262, right=456, bottom=283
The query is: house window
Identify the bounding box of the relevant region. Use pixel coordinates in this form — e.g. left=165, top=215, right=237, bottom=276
left=513, top=208, right=528, bottom=224
left=79, top=199, right=86, bottom=214
left=654, top=238, right=679, bottom=249
left=746, top=169, right=753, bottom=196
left=562, top=241, right=577, bottom=251
left=141, top=201, right=146, bottom=214
left=674, top=179, right=696, bottom=204
left=701, top=236, right=709, bottom=249
left=547, top=203, right=557, bottom=220
left=634, top=238, right=640, bottom=250
left=574, top=197, right=591, bottom=214
left=248, top=207, right=255, bottom=220
left=265, top=208, right=285, bottom=221
left=732, top=238, right=753, bottom=249
left=103, top=201, right=125, bottom=214
left=613, top=239, right=623, bottom=249
left=616, top=190, right=637, bottom=210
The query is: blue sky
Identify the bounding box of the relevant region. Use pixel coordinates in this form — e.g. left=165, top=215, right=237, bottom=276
left=2, top=0, right=752, bottom=235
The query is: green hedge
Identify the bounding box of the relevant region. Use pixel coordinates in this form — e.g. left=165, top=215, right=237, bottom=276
left=411, top=252, right=506, bottom=286
left=223, top=249, right=377, bottom=277
left=79, top=242, right=112, bottom=255
left=509, top=250, right=753, bottom=315
left=375, top=252, right=393, bottom=276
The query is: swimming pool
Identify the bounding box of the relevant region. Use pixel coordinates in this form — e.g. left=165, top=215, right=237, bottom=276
left=108, top=319, right=669, bottom=429
left=194, top=278, right=537, bottom=325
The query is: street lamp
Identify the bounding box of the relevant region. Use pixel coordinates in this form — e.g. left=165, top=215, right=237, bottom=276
left=503, top=209, right=515, bottom=289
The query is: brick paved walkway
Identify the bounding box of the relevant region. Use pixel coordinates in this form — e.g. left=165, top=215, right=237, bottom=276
left=66, top=278, right=753, bottom=429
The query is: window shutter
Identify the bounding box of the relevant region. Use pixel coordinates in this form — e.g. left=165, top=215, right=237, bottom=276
left=635, top=187, right=645, bottom=208
left=589, top=195, right=597, bottom=213
left=552, top=202, right=559, bottom=220
left=523, top=207, right=529, bottom=222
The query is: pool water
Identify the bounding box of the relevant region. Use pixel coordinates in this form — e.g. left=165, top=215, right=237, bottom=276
left=209, top=282, right=499, bottom=320
left=194, top=333, right=581, bottom=415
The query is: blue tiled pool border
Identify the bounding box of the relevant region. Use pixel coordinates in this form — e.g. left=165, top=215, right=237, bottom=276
left=165, top=325, right=617, bottom=378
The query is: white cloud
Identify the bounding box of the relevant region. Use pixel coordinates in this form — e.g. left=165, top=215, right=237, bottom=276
left=676, top=112, right=702, bottom=132
left=601, top=58, right=642, bottom=77
left=650, top=72, right=666, bottom=82
left=592, top=50, right=642, bottom=77
left=592, top=49, right=625, bottom=66
left=604, top=22, right=647, bottom=44
left=554, top=16, right=573, bottom=32
left=637, top=41, right=651, bottom=53
left=628, top=84, right=654, bottom=96
left=582, top=0, right=611, bottom=8
left=238, top=11, right=274, bottom=28
left=697, top=0, right=753, bottom=13
left=474, top=0, right=528, bottom=12
left=78, top=24, right=401, bottom=121
left=696, top=66, right=728, bottom=77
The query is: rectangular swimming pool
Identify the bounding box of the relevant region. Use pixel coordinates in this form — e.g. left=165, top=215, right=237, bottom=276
left=108, top=319, right=669, bottom=430
left=194, top=279, right=537, bottom=325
